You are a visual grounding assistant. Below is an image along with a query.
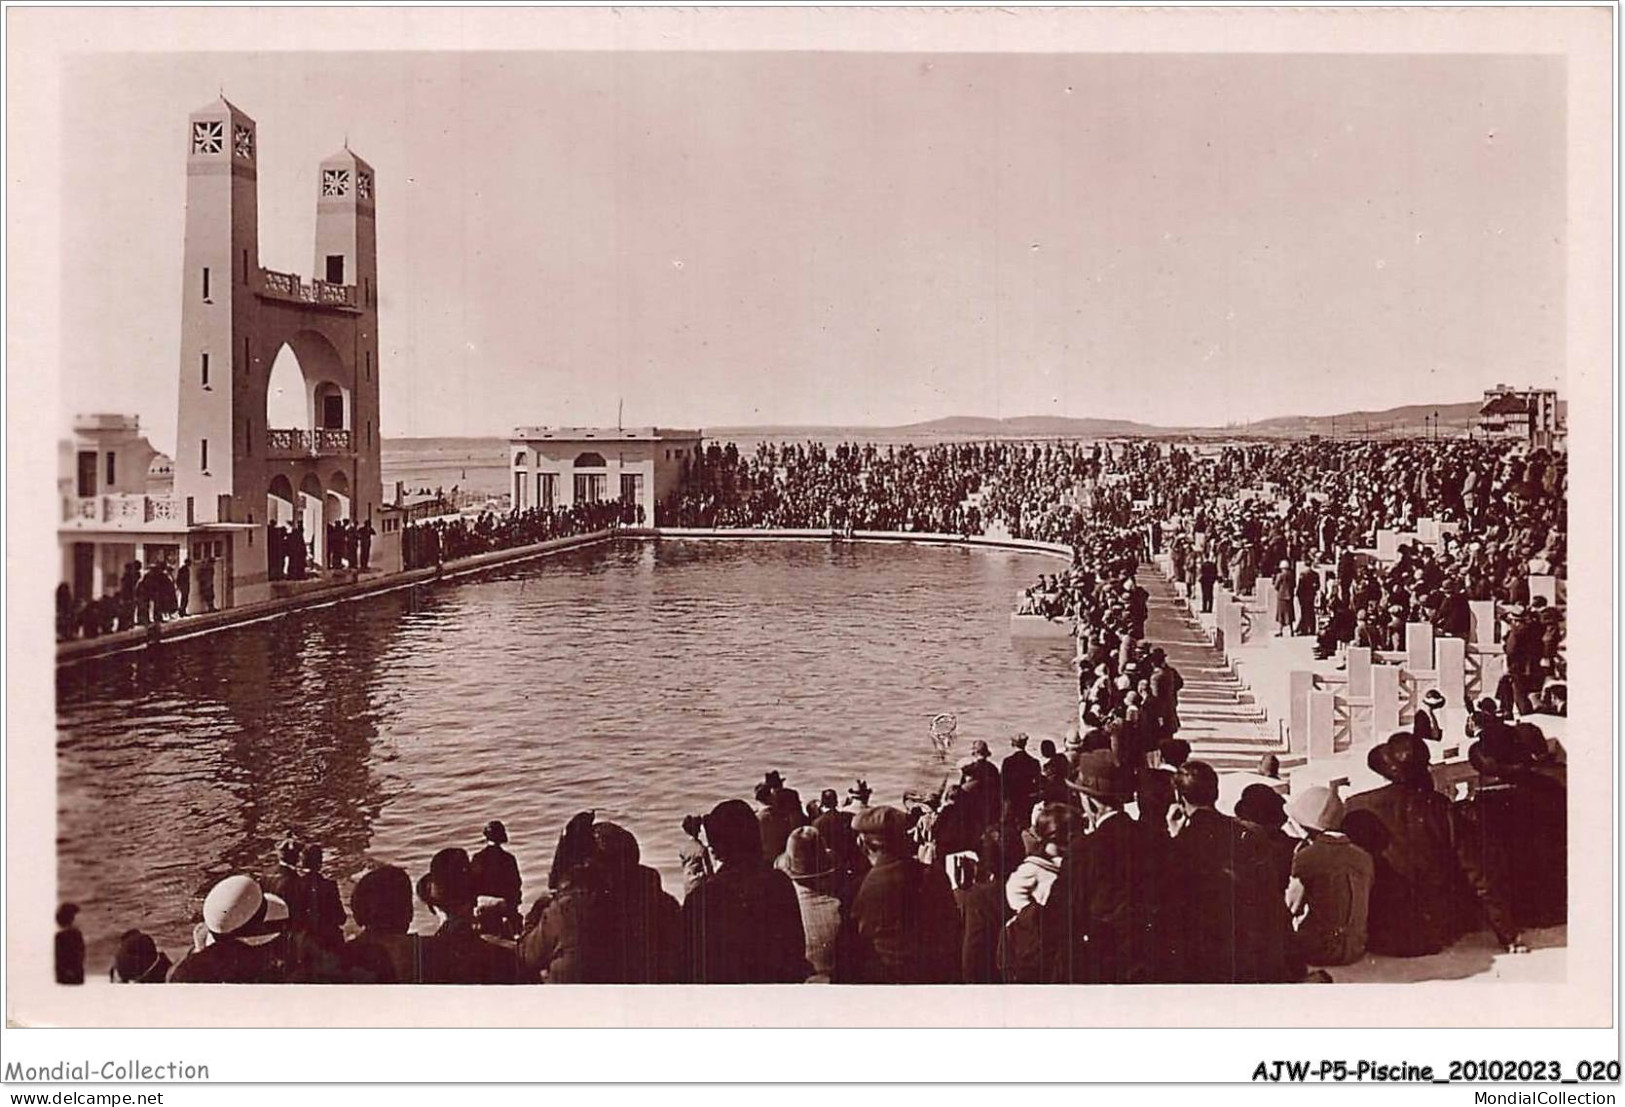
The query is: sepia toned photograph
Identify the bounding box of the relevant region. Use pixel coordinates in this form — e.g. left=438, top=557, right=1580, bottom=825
left=4, top=5, right=1616, bottom=1065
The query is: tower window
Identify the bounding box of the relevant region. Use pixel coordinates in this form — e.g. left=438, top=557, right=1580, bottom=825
left=365, top=350, right=371, bottom=381
left=325, top=255, right=345, bottom=284
left=200, top=439, right=209, bottom=471
left=202, top=267, right=211, bottom=301
left=242, top=337, right=249, bottom=376
left=201, top=352, right=210, bottom=386
left=367, top=421, right=372, bottom=446
left=243, top=249, right=249, bottom=283
left=105, top=452, right=116, bottom=485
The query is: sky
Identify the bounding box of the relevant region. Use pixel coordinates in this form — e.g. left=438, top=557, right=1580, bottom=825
left=59, top=51, right=1565, bottom=452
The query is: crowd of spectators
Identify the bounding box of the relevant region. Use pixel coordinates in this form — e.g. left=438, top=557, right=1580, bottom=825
left=60, top=431, right=1567, bottom=984
left=56, top=555, right=217, bottom=641
left=401, top=499, right=640, bottom=570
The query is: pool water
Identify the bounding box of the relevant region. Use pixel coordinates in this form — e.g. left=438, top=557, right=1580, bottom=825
left=56, top=538, right=1076, bottom=965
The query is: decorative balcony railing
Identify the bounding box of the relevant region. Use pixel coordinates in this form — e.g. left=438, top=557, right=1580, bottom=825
left=266, top=428, right=353, bottom=458
left=62, top=494, right=186, bottom=525
left=258, top=268, right=358, bottom=309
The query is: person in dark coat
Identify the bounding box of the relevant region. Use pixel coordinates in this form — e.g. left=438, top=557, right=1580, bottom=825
left=1000, top=733, right=1043, bottom=816
left=110, top=929, right=173, bottom=983
left=756, top=780, right=800, bottom=864
left=197, top=555, right=217, bottom=612
left=344, top=866, right=419, bottom=984
left=1234, top=784, right=1297, bottom=895
left=470, top=820, right=524, bottom=936
left=1501, top=609, right=1543, bottom=717
left=1452, top=728, right=1567, bottom=951
left=1162, top=762, right=1297, bottom=983
left=958, top=741, right=1002, bottom=831
left=55, top=903, right=85, bottom=984
left=1295, top=565, right=1320, bottom=636
left=1273, top=561, right=1296, bottom=636
left=1413, top=688, right=1448, bottom=745
left=168, top=876, right=292, bottom=983
left=262, top=836, right=310, bottom=935
left=1343, top=732, right=1475, bottom=958
left=842, top=805, right=961, bottom=984
left=1038, top=739, right=1071, bottom=802
left=299, top=844, right=347, bottom=951
left=1198, top=556, right=1219, bottom=614
left=417, top=848, right=518, bottom=984
left=1039, top=752, right=1166, bottom=984
left=681, top=799, right=811, bottom=984
left=959, top=826, right=1014, bottom=984
left=175, top=558, right=191, bottom=616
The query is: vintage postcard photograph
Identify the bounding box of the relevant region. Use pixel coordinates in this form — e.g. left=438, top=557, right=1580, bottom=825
left=3, top=4, right=1617, bottom=1081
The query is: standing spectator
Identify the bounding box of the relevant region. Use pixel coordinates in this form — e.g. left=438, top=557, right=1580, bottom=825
left=775, top=826, right=844, bottom=983
left=1273, top=561, right=1296, bottom=636
left=470, top=819, right=523, bottom=936
left=1198, top=555, right=1218, bottom=614
left=197, top=555, right=217, bottom=612
left=176, top=557, right=191, bottom=616
left=842, top=805, right=961, bottom=984
left=1285, top=786, right=1374, bottom=968
left=958, top=740, right=1001, bottom=831
left=55, top=903, right=85, bottom=984
left=681, top=799, right=811, bottom=984
left=299, top=843, right=347, bottom=952
left=1041, top=751, right=1165, bottom=984
left=1295, top=564, right=1320, bottom=636
left=1000, top=733, right=1043, bottom=816
left=1163, top=761, right=1296, bottom=983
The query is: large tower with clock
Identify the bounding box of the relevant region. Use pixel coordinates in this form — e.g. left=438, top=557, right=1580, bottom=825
left=173, top=96, right=382, bottom=573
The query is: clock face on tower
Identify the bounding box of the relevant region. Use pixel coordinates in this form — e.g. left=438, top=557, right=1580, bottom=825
left=357, top=172, right=372, bottom=200
left=191, top=120, right=224, bottom=155
left=233, top=125, right=254, bottom=160
left=321, top=168, right=350, bottom=197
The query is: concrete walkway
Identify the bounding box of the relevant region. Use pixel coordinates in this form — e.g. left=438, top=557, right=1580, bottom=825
left=1138, top=565, right=1294, bottom=773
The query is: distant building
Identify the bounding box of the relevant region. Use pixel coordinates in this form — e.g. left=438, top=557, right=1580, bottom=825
left=507, top=427, right=702, bottom=522
left=1477, top=385, right=1562, bottom=449
left=57, top=414, right=224, bottom=605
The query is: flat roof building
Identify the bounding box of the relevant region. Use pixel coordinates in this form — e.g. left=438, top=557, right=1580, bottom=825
left=508, top=426, right=702, bottom=523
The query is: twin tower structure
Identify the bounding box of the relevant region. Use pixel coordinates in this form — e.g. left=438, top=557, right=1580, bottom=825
left=173, top=96, right=383, bottom=566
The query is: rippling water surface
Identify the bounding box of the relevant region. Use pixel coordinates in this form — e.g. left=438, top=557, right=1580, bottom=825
left=56, top=539, right=1076, bottom=965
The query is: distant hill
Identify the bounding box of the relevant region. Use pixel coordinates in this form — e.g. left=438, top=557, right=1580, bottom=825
left=385, top=397, right=1513, bottom=455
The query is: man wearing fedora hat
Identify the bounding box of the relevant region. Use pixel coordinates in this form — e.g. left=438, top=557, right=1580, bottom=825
left=1343, top=733, right=1476, bottom=958
left=680, top=799, right=811, bottom=984
left=1038, top=751, right=1166, bottom=985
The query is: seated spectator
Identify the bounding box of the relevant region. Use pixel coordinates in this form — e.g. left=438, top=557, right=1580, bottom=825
left=1452, top=728, right=1567, bottom=952
left=1343, top=733, right=1475, bottom=958
left=417, top=848, right=518, bottom=984
left=1285, top=787, right=1373, bottom=968
left=109, top=929, right=172, bottom=983
left=168, top=876, right=292, bottom=983
left=1234, top=784, right=1296, bottom=895
left=346, top=866, right=420, bottom=984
